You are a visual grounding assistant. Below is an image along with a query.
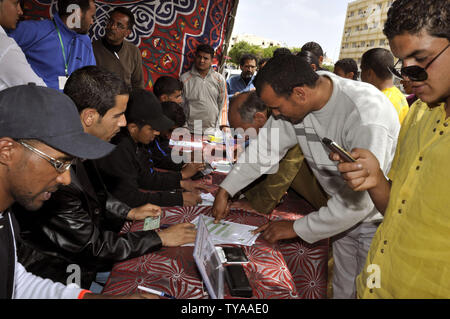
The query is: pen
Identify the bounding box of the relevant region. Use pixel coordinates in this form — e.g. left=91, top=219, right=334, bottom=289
left=138, top=285, right=176, bottom=299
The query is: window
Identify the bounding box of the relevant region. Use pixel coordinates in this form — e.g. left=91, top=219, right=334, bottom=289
left=370, top=40, right=375, bottom=47
left=379, top=39, right=386, bottom=46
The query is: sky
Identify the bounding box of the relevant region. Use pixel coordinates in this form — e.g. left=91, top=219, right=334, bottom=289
left=231, top=0, right=356, bottom=63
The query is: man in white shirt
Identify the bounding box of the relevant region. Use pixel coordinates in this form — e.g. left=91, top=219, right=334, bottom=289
left=0, top=0, right=46, bottom=91
left=212, top=55, right=400, bottom=298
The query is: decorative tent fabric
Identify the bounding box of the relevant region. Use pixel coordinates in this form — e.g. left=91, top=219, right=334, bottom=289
left=23, top=0, right=237, bottom=89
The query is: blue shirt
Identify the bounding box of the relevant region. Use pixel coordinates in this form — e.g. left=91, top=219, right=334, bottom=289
left=9, top=13, right=96, bottom=90
left=226, top=74, right=255, bottom=97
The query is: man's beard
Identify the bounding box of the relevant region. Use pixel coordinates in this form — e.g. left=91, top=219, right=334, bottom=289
left=12, top=185, right=61, bottom=211
left=241, top=72, right=253, bottom=80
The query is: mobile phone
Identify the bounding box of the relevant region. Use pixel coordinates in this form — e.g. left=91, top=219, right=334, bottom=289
left=322, top=137, right=356, bottom=162
left=224, top=264, right=253, bottom=298
left=191, top=162, right=214, bottom=180
left=216, top=246, right=249, bottom=264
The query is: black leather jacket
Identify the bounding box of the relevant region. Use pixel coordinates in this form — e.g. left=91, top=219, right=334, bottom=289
left=95, top=129, right=184, bottom=207
left=15, top=159, right=162, bottom=289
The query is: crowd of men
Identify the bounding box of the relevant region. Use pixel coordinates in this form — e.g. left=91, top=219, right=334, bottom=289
left=0, top=0, right=448, bottom=300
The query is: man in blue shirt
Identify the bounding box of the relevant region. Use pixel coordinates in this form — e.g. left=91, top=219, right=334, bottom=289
left=9, top=0, right=96, bottom=90
left=226, top=53, right=257, bottom=97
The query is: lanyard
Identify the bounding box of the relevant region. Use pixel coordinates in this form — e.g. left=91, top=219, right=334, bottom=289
left=53, top=20, right=69, bottom=77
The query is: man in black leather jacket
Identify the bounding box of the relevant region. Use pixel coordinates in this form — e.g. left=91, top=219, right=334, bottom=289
left=15, top=67, right=197, bottom=290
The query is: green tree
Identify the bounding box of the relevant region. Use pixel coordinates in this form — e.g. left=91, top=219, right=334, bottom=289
left=228, top=41, right=262, bottom=65
left=228, top=41, right=303, bottom=65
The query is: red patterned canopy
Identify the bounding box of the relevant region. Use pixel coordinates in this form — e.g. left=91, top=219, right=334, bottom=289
left=22, top=0, right=238, bottom=89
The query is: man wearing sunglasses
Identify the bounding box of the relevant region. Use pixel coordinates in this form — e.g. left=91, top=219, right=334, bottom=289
left=0, top=84, right=157, bottom=299
left=92, top=7, right=144, bottom=90
left=333, top=0, right=450, bottom=298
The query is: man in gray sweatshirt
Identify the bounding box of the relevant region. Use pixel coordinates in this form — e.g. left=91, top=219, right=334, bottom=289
left=212, top=55, right=400, bottom=298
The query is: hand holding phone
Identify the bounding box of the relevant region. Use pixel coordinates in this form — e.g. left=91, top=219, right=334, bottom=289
left=322, top=137, right=356, bottom=162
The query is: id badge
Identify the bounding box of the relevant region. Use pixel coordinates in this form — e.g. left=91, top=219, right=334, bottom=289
left=58, top=76, right=68, bottom=90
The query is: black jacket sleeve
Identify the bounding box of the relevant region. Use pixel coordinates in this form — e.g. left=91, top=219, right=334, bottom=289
left=95, top=134, right=183, bottom=207
left=148, top=138, right=184, bottom=171
left=15, top=180, right=163, bottom=269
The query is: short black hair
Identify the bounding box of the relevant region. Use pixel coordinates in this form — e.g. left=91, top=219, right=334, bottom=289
left=296, top=50, right=320, bottom=70
left=161, top=101, right=186, bottom=128
left=110, top=6, right=135, bottom=30
left=64, top=66, right=129, bottom=116
left=57, top=0, right=92, bottom=17
left=258, top=58, right=269, bottom=69
left=384, top=0, right=449, bottom=41
left=196, top=43, right=215, bottom=58
left=335, top=58, right=359, bottom=80
left=153, top=76, right=183, bottom=98
left=239, top=53, right=257, bottom=66
left=230, top=91, right=267, bottom=123
left=254, top=54, right=320, bottom=98
left=301, top=42, right=324, bottom=58
left=273, top=47, right=292, bottom=57
left=361, top=48, right=394, bottom=80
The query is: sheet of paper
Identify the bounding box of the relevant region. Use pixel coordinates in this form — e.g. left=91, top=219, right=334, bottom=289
left=190, top=214, right=260, bottom=246
left=199, top=193, right=215, bottom=206
left=169, top=140, right=203, bottom=148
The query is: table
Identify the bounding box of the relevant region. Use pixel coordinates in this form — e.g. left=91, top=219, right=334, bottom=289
left=102, top=173, right=328, bottom=299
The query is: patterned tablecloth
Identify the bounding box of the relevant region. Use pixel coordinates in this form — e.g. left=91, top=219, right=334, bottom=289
left=102, top=173, right=328, bottom=299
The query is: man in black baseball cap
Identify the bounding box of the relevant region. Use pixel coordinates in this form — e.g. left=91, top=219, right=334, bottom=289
left=126, top=88, right=175, bottom=133
left=0, top=84, right=156, bottom=299
left=0, top=84, right=114, bottom=212
left=96, top=88, right=209, bottom=209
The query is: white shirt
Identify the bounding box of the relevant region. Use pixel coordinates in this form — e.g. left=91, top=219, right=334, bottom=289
left=0, top=26, right=46, bottom=91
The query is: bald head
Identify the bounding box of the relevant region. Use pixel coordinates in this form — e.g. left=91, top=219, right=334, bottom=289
left=228, top=91, right=268, bottom=133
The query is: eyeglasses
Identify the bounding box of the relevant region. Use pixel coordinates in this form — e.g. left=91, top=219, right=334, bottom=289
left=390, top=43, right=450, bottom=82
left=19, top=141, right=74, bottom=174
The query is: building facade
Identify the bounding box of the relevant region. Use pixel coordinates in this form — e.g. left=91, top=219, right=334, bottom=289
left=338, top=0, right=395, bottom=66
left=230, top=33, right=283, bottom=49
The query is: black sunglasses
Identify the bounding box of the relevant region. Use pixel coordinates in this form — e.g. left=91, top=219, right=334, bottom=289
left=390, top=43, right=450, bottom=82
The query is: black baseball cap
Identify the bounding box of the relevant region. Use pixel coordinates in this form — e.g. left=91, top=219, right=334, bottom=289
left=126, top=89, right=174, bottom=131
left=0, top=84, right=115, bottom=159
